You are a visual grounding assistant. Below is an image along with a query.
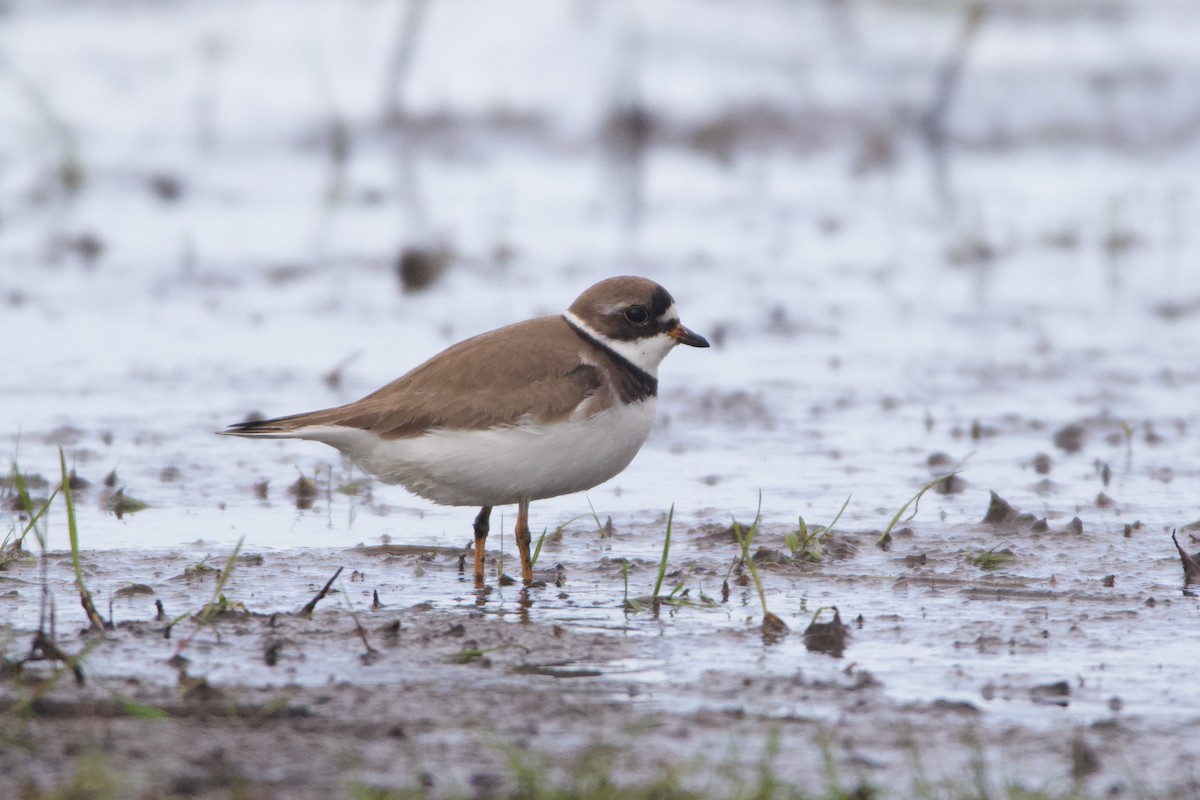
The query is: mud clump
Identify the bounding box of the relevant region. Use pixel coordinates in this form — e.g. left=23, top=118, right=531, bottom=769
left=761, top=610, right=789, bottom=644
left=1030, top=680, right=1071, bottom=707
left=1171, top=530, right=1200, bottom=585
left=66, top=470, right=91, bottom=491
left=981, top=493, right=1082, bottom=536
left=1053, top=424, right=1086, bottom=454
left=1059, top=517, right=1084, bottom=535
left=146, top=172, right=184, bottom=203
left=803, top=607, right=849, bottom=657
left=935, top=473, right=967, bottom=495
left=1031, top=453, right=1053, bottom=474
left=114, top=583, right=155, bottom=598
left=103, top=487, right=149, bottom=519
left=684, top=389, right=777, bottom=429
left=926, top=452, right=955, bottom=470
left=981, top=492, right=1037, bottom=530
left=396, top=245, right=452, bottom=293
left=697, top=520, right=756, bottom=544
left=54, top=231, right=105, bottom=267
left=288, top=474, right=317, bottom=510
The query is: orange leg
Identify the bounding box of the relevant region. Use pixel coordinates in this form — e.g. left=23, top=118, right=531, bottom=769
left=472, top=506, right=492, bottom=586
left=515, top=500, right=534, bottom=585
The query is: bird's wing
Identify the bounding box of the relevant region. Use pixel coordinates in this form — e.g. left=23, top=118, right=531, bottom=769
left=224, top=316, right=609, bottom=439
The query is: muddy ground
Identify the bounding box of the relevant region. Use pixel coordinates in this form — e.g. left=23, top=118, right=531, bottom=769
left=3, top=503, right=1200, bottom=798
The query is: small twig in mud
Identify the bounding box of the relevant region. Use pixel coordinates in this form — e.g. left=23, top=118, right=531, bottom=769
left=381, top=0, right=430, bottom=123
left=300, top=566, right=344, bottom=618
left=335, top=575, right=379, bottom=663
left=27, top=630, right=85, bottom=686
left=1119, top=420, right=1135, bottom=470
left=321, top=350, right=362, bottom=391
left=7, top=66, right=86, bottom=198
left=919, top=1, right=990, bottom=210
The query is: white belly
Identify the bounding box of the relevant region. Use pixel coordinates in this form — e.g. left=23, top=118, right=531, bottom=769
left=296, top=400, right=657, bottom=506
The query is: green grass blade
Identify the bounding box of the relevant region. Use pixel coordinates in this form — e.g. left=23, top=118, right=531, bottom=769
left=878, top=474, right=956, bottom=547
left=585, top=497, right=606, bottom=536
left=61, top=450, right=81, bottom=572
left=530, top=528, right=547, bottom=567
left=60, top=447, right=105, bottom=630
left=11, top=462, right=59, bottom=548
left=825, top=494, right=851, bottom=535
left=652, top=504, right=674, bottom=598
left=734, top=520, right=770, bottom=617
left=20, top=487, right=60, bottom=541
left=112, top=694, right=171, bottom=720
left=530, top=512, right=590, bottom=568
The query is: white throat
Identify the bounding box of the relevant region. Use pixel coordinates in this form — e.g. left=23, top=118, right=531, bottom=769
left=563, top=310, right=676, bottom=377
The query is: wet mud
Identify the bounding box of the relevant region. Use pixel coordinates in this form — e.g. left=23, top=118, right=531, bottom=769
left=4, top=496, right=1200, bottom=797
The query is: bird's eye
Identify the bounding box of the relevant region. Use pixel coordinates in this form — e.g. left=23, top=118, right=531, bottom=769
left=624, top=306, right=649, bottom=324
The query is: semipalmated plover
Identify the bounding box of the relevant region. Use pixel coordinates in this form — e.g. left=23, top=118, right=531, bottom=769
left=223, top=276, right=709, bottom=585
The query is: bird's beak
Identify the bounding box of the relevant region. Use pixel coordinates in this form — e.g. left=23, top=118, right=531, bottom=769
left=669, top=322, right=710, bottom=348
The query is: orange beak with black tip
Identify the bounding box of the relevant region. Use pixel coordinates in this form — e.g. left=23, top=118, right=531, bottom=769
left=669, top=322, right=710, bottom=348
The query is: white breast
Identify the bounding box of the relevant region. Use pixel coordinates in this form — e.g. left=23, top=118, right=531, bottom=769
left=293, top=399, right=657, bottom=507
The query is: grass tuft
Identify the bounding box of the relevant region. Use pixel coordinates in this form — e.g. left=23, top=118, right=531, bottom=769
left=972, top=547, right=1015, bottom=571
left=785, top=495, right=851, bottom=563
left=4, top=460, right=60, bottom=569
left=623, top=506, right=712, bottom=614
left=171, top=537, right=245, bottom=649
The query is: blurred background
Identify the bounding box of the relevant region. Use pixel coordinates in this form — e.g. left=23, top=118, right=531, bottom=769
left=2, top=0, right=1199, bottom=548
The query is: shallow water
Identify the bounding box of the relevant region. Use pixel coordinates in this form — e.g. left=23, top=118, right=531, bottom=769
left=4, top=0, right=1200, bottom=795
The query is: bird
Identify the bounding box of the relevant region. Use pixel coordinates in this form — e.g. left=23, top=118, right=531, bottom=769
left=222, top=276, right=709, bottom=586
